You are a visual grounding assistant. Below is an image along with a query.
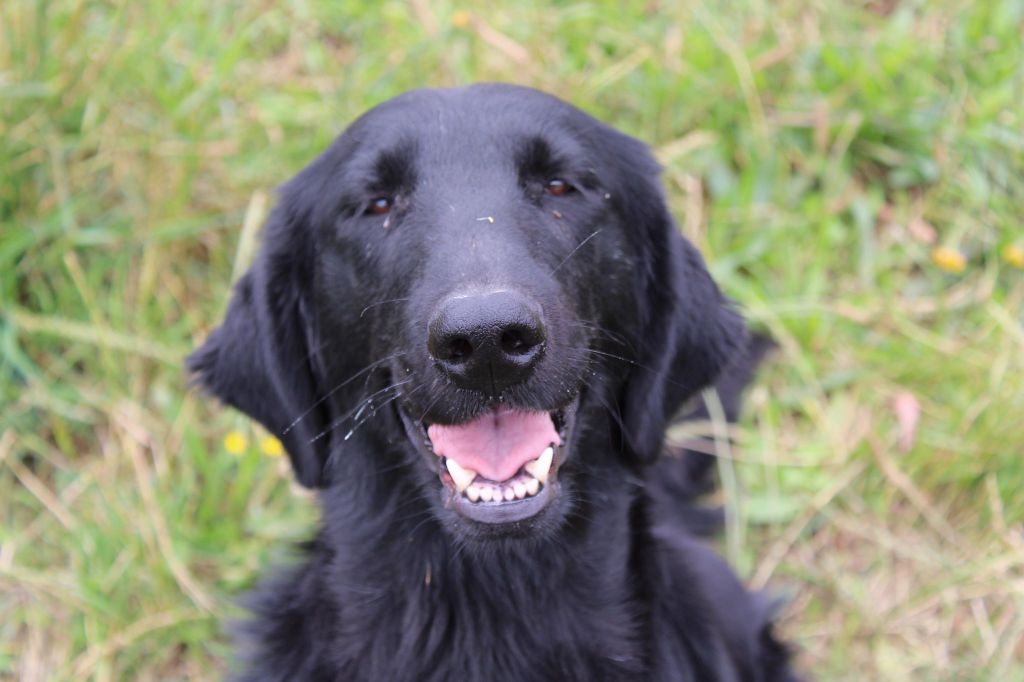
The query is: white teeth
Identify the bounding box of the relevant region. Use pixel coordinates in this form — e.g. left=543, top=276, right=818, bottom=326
left=524, top=446, right=554, bottom=484
left=455, top=445, right=555, bottom=504
left=445, top=459, right=478, bottom=493
left=462, top=474, right=542, bottom=504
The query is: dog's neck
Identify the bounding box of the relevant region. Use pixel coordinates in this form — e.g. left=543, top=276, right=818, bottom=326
left=313, top=430, right=651, bottom=678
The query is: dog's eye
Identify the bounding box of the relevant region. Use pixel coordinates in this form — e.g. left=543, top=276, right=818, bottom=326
left=545, top=179, right=574, bottom=196
left=366, top=197, right=393, bottom=215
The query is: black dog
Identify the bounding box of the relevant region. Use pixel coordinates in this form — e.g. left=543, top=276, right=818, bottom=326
left=190, top=84, right=797, bottom=681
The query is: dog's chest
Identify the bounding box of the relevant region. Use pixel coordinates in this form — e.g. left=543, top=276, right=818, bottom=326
left=333, top=574, right=646, bottom=681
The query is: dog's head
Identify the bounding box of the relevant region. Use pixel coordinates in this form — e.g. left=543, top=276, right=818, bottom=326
left=189, top=84, right=744, bottom=540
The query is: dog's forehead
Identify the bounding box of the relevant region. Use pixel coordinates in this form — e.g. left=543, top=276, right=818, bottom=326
left=347, top=85, right=587, bottom=167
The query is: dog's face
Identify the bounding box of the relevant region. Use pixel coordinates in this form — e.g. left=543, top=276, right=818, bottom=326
left=315, top=87, right=645, bottom=532
left=190, top=84, right=744, bottom=541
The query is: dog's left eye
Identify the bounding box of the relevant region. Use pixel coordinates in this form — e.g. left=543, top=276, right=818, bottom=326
left=366, top=197, right=393, bottom=215
left=545, top=179, right=574, bottom=196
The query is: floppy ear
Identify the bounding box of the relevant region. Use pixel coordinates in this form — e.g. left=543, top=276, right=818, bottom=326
left=598, top=129, right=747, bottom=465
left=619, top=234, right=747, bottom=464
left=187, top=185, right=333, bottom=488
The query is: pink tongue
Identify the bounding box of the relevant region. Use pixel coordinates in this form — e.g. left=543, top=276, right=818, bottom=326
left=427, top=408, right=560, bottom=483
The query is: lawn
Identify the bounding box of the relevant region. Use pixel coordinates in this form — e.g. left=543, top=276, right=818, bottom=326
left=2, top=0, right=1023, bottom=679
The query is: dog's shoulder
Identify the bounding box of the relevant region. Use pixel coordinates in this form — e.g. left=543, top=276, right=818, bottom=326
left=641, top=515, right=797, bottom=682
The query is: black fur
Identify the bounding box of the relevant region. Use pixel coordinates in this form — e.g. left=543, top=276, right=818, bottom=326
left=189, top=84, right=797, bottom=681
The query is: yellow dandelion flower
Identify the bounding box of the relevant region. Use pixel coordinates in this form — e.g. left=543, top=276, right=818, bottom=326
left=452, top=10, right=472, bottom=29
left=224, top=431, right=248, bottom=455
left=260, top=436, right=284, bottom=458
left=1003, top=244, right=1024, bottom=269
left=931, top=246, right=966, bottom=273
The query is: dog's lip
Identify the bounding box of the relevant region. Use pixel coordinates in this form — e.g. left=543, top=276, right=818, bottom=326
left=397, top=395, right=580, bottom=525
left=443, top=478, right=557, bottom=524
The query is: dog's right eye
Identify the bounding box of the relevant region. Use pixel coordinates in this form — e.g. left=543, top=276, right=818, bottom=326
left=545, top=179, right=574, bottom=196
left=366, top=197, right=393, bottom=215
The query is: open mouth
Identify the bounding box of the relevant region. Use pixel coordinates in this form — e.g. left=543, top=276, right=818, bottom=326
left=399, top=398, right=578, bottom=525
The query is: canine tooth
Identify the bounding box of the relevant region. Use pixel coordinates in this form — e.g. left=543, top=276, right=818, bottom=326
left=525, top=477, right=540, bottom=496
left=466, top=485, right=481, bottom=503
left=524, top=446, right=554, bottom=484
left=503, top=487, right=515, bottom=502
left=479, top=486, right=493, bottom=502
left=513, top=481, right=527, bottom=499
left=445, top=459, right=477, bottom=493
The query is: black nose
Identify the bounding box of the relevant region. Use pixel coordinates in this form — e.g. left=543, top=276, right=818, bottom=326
left=428, top=290, right=545, bottom=394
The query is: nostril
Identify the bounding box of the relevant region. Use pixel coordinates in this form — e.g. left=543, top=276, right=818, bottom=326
left=500, top=327, right=539, bottom=356
left=446, top=337, right=474, bottom=362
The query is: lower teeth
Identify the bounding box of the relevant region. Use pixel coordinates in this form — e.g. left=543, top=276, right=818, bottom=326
left=464, top=473, right=543, bottom=504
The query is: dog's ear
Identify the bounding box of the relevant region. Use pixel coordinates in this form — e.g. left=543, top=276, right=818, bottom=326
left=620, top=235, right=747, bottom=465
left=188, top=179, right=332, bottom=488
left=593, top=126, right=747, bottom=465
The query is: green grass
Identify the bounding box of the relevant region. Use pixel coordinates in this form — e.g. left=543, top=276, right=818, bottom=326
left=2, top=0, right=1023, bottom=679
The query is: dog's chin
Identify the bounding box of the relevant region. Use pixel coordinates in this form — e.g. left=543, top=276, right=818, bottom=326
left=397, top=393, right=581, bottom=538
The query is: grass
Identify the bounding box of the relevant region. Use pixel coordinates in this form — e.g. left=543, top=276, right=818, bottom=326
left=2, top=0, right=1023, bottom=678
